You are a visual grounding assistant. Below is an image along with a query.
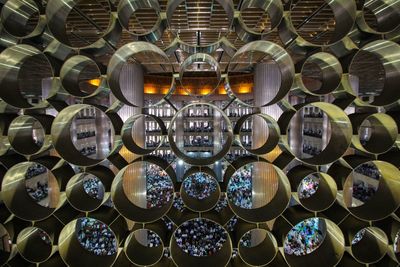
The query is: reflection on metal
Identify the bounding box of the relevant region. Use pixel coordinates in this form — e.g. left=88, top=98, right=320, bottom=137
left=16, top=227, right=54, bottom=263
left=350, top=227, right=388, bottom=264
left=228, top=41, right=295, bottom=107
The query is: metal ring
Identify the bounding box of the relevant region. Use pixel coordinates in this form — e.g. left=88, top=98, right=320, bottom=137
left=58, top=217, right=119, bottom=267
left=356, top=0, right=400, bottom=34
left=342, top=159, right=400, bottom=221
left=348, top=40, right=400, bottom=107
left=293, top=52, right=343, bottom=95
left=237, top=228, right=278, bottom=266
left=349, top=113, right=398, bottom=154
left=16, top=226, right=54, bottom=263
left=280, top=102, right=353, bottom=166
left=124, top=229, right=164, bottom=266
left=179, top=167, right=221, bottom=212
left=8, top=114, right=53, bottom=156
left=225, top=158, right=291, bottom=223
left=283, top=217, right=345, bottom=267
left=107, top=41, right=174, bottom=107
left=1, top=161, right=61, bottom=221
left=350, top=227, right=388, bottom=264
left=51, top=104, right=117, bottom=167
left=227, top=40, right=295, bottom=107
left=280, top=0, right=357, bottom=46
left=287, top=165, right=337, bottom=212
left=168, top=102, right=233, bottom=166
left=121, top=114, right=167, bottom=155
left=1, top=0, right=46, bottom=38
left=0, top=114, right=18, bottom=156
left=111, top=158, right=176, bottom=223
left=45, top=0, right=112, bottom=48
left=170, top=218, right=232, bottom=267
left=179, top=53, right=221, bottom=97
left=235, top=0, right=283, bottom=42
left=117, top=0, right=165, bottom=42
left=0, top=44, right=53, bottom=109
left=60, top=55, right=107, bottom=98
left=233, top=112, right=280, bottom=155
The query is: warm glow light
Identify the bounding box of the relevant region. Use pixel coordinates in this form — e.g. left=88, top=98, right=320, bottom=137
left=87, top=79, right=101, bottom=87
left=238, top=84, right=252, bottom=94
left=144, top=86, right=157, bottom=94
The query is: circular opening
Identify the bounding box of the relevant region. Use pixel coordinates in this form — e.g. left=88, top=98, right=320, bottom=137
left=351, top=228, right=366, bottom=245
left=47, top=0, right=112, bottom=48
left=362, top=0, right=400, bottom=33
left=180, top=54, right=221, bottom=97
left=24, top=163, right=59, bottom=209
left=240, top=7, right=272, bottom=33
left=8, top=116, right=46, bottom=155
left=0, top=224, right=12, bottom=265
left=227, top=162, right=279, bottom=209
left=66, top=173, right=105, bottom=212
left=121, top=5, right=160, bottom=35
left=238, top=229, right=278, bottom=266
left=122, top=114, right=166, bottom=155
left=284, top=218, right=327, bottom=256
left=122, top=161, right=174, bottom=209
left=17, top=227, right=52, bottom=263
left=60, top=55, right=102, bottom=97
left=83, top=175, right=105, bottom=200
left=0, top=45, right=53, bottom=108
left=108, top=43, right=173, bottom=107
left=52, top=105, right=116, bottom=165
left=1, top=0, right=41, bottom=38
left=289, top=107, right=332, bottom=160
left=300, top=53, right=342, bottom=95
left=349, top=51, right=385, bottom=104
left=125, top=229, right=164, bottom=266
left=183, top=172, right=217, bottom=200
left=357, top=114, right=397, bottom=154
left=174, top=218, right=228, bottom=257
left=227, top=41, right=294, bottom=107
left=76, top=217, right=117, bottom=256
left=298, top=175, right=320, bottom=200
left=169, top=103, right=233, bottom=165
left=344, top=162, right=380, bottom=208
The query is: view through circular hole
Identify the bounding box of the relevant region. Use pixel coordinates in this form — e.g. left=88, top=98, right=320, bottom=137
left=24, top=163, right=59, bottom=209
left=82, top=174, right=105, bottom=200
left=17, top=227, right=52, bottom=263
left=343, top=162, right=380, bottom=208
left=298, top=174, right=320, bottom=200
left=127, top=8, right=159, bottom=34
left=174, top=218, right=228, bottom=257
left=362, top=0, right=400, bottom=33
left=227, top=162, right=279, bottom=209
left=0, top=224, right=12, bottom=265
left=122, top=161, right=174, bottom=209
left=70, top=107, right=114, bottom=161
left=75, top=217, right=117, bottom=256
left=240, top=7, right=272, bottom=33
left=288, top=105, right=332, bottom=160
left=239, top=115, right=269, bottom=151
left=183, top=172, right=217, bottom=200
left=284, top=217, right=326, bottom=256
left=1, top=0, right=40, bottom=38
left=169, top=103, right=232, bottom=165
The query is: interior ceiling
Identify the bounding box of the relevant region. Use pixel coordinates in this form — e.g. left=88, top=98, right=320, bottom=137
left=60, top=0, right=370, bottom=73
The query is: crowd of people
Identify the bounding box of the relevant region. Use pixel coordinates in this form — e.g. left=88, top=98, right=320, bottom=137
left=184, top=138, right=213, bottom=147
left=25, top=164, right=47, bottom=179
left=352, top=180, right=376, bottom=203
left=302, top=144, right=321, bottom=156
left=227, top=165, right=253, bottom=209
left=174, top=218, right=227, bottom=257
left=284, top=218, right=325, bottom=256
left=214, top=196, right=228, bottom=212
left=77, top=130, right=96, bottom=140
left=239, top=231, right=252, bottom=248
left=184, top=125, right=213, bottom=133
left=27, top=181, right=49, bottom=203
left=351, top=229, right=366, bottom=245
left=298, top=176, right=320, bottom=199
left=80, top=145, right=97, bottom=156
left=146, top=164, right=174, bottom=209
left=141, top=230, right=162, bottom=248
left=303, top=128, right=322, bottom=138
left=183, top=173, right=217, bottom=200
left=225, top=216, right=238, bottom=232
left=354, top=163, right=381, bottom=180
left=161, top=216, right=174, bottom=231
left=173, top=194, right=186, bottom=212
left=76, top=218, right=117, bottom=256
left=83, top=176, right=103, bottom=200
